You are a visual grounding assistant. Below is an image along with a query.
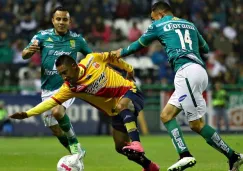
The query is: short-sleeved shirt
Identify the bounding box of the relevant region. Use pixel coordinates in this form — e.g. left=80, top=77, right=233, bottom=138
left=139, top=15, right=208, bottom=72
left=25, top=29, right=92, bottom=90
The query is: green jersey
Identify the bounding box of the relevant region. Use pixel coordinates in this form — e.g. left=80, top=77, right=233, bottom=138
left=26, top=29, right=92, bottom=91
left=121, top=15, right=209, bottom=72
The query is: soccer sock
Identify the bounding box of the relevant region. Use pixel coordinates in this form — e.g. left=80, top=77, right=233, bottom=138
left=119, top=109, right=140, bottom=142
left=199, top=124, right=234, bottom=159
left=164, top=118, right=190, bottom=157
left=118, top=148, right=151, bottom=168
left=57, top=135, right=71, bottom=152
left=127, top=155, right=151, bottom=169
left=57, top=114, right=78, bottom=145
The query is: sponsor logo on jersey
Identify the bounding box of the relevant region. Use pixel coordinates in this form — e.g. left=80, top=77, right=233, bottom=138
left=44, top=69, right=58, bottom=76
left=163, top=23, right=195, bottom=31
left=52, top=51, right=72, bottom=56
left=44, top=44, right=54, bottom=48
left=92, top=62, right=100, bottom=69
left=70, top=40, right=75, bottom=48
left=85, top=72, right=107, bottom=94
left=178, top=94, right=187, bottom=102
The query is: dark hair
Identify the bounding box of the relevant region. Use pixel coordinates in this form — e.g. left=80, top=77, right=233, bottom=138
left=52, top=6, right=69, bottom=18
left=152, top=1, right=172, bottom=12
left=56, top=55, right=76, bottom=67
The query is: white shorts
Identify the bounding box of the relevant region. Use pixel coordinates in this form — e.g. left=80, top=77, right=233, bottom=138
left=168, top=63, right=208, bottom=121
left=41, top=89, right=75, bottom=127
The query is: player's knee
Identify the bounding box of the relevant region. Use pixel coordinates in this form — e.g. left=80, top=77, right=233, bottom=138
left=189, top=120, right=204, bottom=133
left=116, top=103, right=128, bottom=113
left=160, top=111, right=172, bottom=123
left=52, top=108, right=64, bottom=120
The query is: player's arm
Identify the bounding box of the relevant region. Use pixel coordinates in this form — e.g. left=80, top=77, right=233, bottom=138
left=120, top=24, right=157, bottom=57
left=9, top=85, right=73, bottom=119
left=79, top=37, right=92, bottom=56
left=196, top=28, right=209, bottom=54
left=22, top=35, right=40, bottom=59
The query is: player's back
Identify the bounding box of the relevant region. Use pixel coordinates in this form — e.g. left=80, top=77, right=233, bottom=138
left=77, top=53, right=136, bottom=97
left=64, top=53, right=136, bottom=116
left=153, top=16, right=204, bottom=71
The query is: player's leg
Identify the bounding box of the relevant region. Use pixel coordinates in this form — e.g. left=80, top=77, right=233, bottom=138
left=49, top=124, right=70, bottom=152
left=42, top=90, right=70, bottom=152
left=112, top=122, right=159, bottom=171
left=180, top=63, right=242, bottom=171
left=51, top=101, right=85, bottom=158
left=115, top=90, right=145, bottom=153
left=164, top=64, right=204, bottom=171
left=161, top=103, right=196, bottom=171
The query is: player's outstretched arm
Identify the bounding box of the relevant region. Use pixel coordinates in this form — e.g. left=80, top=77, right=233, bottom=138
left=9, top=98, right=59, bottom=120
left=22, top=40, right=40, bottom=59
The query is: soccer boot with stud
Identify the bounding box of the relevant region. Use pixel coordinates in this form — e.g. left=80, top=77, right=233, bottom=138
left=167, top=157, right=196, bottom=171
left=123, top=141, right=145, bottom=158
left=228, top=152, right=243, bottom=171
left=69, top=143, right=86, bottom=161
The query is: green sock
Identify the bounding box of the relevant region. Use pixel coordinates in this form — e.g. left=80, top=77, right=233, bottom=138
left=58, top=114, right=78, bottom=145
left=57, top=135, right=71, bottom=152
left=164, top=118, right=189, bottom=154
left=199, top=124, right=233, bottom=158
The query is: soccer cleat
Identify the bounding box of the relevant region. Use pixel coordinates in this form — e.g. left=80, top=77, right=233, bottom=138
left=123, top=141, right=145, bottom=159
left=228, top=152, right=243, bottom=171
left=123, top=141, right=144, bottom=153
left=69, top=143, right=86, bottom=160
left=142, top=162, right=160, bottom=171
left=167, top=157, right=196, bottom=171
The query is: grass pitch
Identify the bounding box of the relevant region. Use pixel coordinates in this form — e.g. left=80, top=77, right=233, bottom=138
left=0, top=135, right=242, bottom=171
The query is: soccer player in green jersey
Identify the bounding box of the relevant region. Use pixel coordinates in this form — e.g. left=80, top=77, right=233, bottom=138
left=112, top=1, right=243, bottom=171
left=22, top=6, right=92, bottom=159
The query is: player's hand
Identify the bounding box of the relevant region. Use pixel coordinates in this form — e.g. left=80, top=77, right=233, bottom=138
left=110, top=48, right=122, bottom=59
left=27, top=40, right=40, bottom=54
left=9, top=112, right=28, bottom=120
left=126, top=70, right=136, bottom=82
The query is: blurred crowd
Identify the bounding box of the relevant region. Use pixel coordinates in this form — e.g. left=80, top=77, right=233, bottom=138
left=0, top=0, right=242, bottom=94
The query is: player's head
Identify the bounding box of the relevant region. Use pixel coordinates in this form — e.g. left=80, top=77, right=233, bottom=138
left=56, top=55, right=81, bottom=84
left=151, top=1, right=172, bottom=21
left=52, top=6, right=71, bottom=35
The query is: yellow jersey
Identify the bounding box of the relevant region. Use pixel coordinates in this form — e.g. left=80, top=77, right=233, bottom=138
left=26, top=52, right=136, bottom=117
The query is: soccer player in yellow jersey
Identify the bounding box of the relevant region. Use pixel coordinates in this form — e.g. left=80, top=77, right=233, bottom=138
left=10, top=52, right=160, bottom=171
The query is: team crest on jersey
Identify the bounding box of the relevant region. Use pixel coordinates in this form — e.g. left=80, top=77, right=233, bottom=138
left=92, top=62, right=100, bottom=69
left=70, top=40, right=75, bottom=48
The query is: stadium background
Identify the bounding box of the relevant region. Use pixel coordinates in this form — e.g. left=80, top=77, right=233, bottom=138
left=0, top=0, right=243, bottom=135
left=0, top=0, right=243, bottom=171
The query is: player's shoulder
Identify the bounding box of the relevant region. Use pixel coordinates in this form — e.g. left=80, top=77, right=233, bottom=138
left=68, top=30, right=82, bottom=38
left=37, top=28, right=54, bottom=36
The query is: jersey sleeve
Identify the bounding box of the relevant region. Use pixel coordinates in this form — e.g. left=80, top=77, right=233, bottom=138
left=78, top=36, right=92, bottom=56
left=121, top=24, right=157, bottom=57
left=196, top=28, right=209, bottom=53
left=101, top=52, right=133, bottom=72
left=26, top=84, right=73, bottom=117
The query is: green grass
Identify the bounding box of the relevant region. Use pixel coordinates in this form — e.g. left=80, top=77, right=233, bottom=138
left=0, top=135, right=242, bottom=171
